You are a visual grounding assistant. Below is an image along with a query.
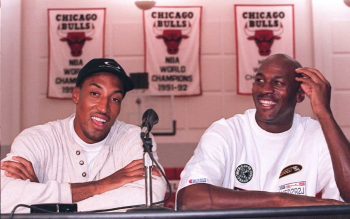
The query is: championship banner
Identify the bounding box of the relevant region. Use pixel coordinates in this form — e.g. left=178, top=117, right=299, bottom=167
left=48, top=8, right=105, bottom=98
left=234, top=5, right=295, bottom=94
left=144, top=6, right=202, bottom=96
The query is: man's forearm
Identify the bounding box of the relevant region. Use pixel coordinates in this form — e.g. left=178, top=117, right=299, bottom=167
left=177, top=184, right=346, bottom=211
left=70, top=159, right=155, bottom=203
left=71, top=180, right=101, bottom=202
left=318, top=112, right=350, bottom=201
left=77, top=176, right=166, bottom=211
left=178, top=184, right=278, bottom=210
left=71, top=178, right=118, bottom=202
left=1, top=175, right=72, bottom=213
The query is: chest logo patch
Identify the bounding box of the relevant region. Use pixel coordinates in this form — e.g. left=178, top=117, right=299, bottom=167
left=279, top=164, right=302, bottom=178
left=235, top=164, right=253, bottom=183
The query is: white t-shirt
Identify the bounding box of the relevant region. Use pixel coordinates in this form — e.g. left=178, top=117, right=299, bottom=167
left=70, top=117, right=105, bottom=180
left=178, top=109, right=341, bottom=200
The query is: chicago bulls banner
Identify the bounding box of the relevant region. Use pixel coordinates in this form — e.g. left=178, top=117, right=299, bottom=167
left=144, top=6, right=202, bottom=96
left=234, top=4, right=295, bottom=94
left=48, top=8, right=105, bottom=98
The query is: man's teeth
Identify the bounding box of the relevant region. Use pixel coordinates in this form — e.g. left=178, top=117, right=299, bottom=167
left=260, top=100, right=276, bottom=106
left=92, top=116, right=106, bottom=123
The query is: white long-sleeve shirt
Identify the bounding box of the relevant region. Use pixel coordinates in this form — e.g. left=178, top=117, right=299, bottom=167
left=1, top=114, right=166, bottom=213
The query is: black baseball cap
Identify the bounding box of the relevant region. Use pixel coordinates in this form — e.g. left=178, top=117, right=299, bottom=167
left=76, top=58, right=134, bottom=93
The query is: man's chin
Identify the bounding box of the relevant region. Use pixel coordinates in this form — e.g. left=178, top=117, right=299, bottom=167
left=90, top=138, right=106, bottom=144
left=256, top=112, right=277, bottom=123
left=86, top=132, right=109, bottom=143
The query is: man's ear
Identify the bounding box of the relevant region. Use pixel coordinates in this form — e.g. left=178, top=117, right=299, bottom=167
left=296, top=87, right=305, bottom=103
left=72, top=87, right=80, bottom=104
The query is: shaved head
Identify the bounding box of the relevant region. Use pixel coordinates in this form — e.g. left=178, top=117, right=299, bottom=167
left=258, top=54, right=303, bottom=91
left=259, top=54, right=302, bottom=74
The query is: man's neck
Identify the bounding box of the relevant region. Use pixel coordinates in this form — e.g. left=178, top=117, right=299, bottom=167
left=255, top=118, right=294, bottom=133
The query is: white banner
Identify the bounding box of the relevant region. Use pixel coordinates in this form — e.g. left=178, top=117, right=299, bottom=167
left=144, top=6, right=202, bottom=96
left=48, top=8, right=105, bottom=98
left=234, top=4, right=295, bottom=94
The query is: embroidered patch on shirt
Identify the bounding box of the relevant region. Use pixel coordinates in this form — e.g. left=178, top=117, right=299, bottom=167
left=235, top=164, right=253, bottom=183
left=279, top=181, right=306, bottom=195
left=279, top=164, right=302, bottom=178
left=188, top=178, right=207, bottom=184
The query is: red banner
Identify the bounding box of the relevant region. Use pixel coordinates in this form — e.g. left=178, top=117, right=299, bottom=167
left=144, top=6, right=202, bottom=96
left=47, top=8, right=106, bottom=98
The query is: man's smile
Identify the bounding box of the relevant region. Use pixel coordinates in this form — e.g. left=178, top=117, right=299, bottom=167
left=258, top=99, right=277, bottom=108
left=91, top=115, right=109, bottom=129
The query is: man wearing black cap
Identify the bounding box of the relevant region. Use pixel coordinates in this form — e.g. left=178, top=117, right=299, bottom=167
left=1, top=58, right=166, bottom=213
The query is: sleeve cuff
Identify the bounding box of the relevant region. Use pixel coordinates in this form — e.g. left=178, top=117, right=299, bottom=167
left=60, top=183, right=73, bottom=203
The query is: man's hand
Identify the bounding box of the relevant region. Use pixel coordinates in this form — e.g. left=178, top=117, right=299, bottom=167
left=295, top=67, right=332, bottom=119
left=96, top=159, right=161, bottom=194
left=0, top=156, right=39, bottom=182
left=71, top=159, right=162, bottom=202
left=296, top=67, right=350, bottom=202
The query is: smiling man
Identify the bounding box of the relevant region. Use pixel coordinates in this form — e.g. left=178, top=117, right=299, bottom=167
left=0, top=58, right=166, bottom=213
left=176, top=54, right=350, bottom=210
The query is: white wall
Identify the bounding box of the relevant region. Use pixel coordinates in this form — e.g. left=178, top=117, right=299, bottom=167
left=312, top=0, right=350, bottom=138
left=0, top=0, right=22, bottom=146
left=1, top=0, right=349, bottom=166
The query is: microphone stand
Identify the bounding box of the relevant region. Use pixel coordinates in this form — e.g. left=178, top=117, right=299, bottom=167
left=142, top=133, right=154, bottom=207
left=127, top=132, right=172, bottom=212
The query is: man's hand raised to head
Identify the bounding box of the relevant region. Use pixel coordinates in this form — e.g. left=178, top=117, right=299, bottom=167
left=295, top=67, right=332, bottom=119
left=1, top=156, right=39, bottom=182
left=296, top=67, right=350, bottom=202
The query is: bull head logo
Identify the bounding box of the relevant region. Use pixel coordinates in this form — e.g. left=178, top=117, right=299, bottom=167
left=57, top=26, right=94, bottom=57
left=244, top=23, right=283, bottom=56
left=153, top=22, right=192, bottom=55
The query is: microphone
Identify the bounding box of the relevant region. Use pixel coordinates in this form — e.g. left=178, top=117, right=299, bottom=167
left=139, top=109, right=159, bottom=207
left=141, top=109, right=159, bottom=138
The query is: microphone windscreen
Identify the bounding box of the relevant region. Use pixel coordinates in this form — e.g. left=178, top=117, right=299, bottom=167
left=142, top=109, right=159, bottom=128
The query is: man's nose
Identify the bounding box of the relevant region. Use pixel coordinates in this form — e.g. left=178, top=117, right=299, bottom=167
left=97, top=97, right=109, bottom=113
left=262, top=82, right=274, bottom=94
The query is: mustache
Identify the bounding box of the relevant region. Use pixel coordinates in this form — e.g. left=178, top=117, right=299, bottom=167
left=256, top=93, right=276, bottom=99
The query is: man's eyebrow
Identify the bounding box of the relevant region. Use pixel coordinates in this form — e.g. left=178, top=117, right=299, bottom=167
left=274, top=75, right=286, bottom=80
left=88, top=82, right=125, bottom=95
left=114, top=90, right=125, bottom=95
left=88, top=82, right=102, bottom=89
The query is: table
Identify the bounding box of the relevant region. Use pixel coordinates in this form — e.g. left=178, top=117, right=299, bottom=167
left=1, top=205, right=350, bottom=219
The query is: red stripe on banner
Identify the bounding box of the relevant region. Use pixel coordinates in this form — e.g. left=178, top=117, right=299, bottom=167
left=291, top=5, right=296, bottom=58
left=164, top=167, right=184, bottom=209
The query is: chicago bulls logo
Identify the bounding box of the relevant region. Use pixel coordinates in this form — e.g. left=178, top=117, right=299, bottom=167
left=244, top=23, right=283, bottom=56
left=57, top=27, right=94, bottom=57
left=153, top=23, right=192, bottom=55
